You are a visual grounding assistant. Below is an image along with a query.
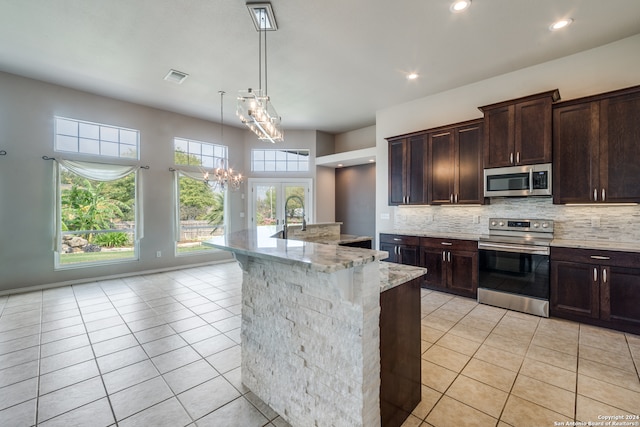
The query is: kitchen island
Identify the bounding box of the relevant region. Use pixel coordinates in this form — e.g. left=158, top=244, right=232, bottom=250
left=206, top=230, right=426, bottom=427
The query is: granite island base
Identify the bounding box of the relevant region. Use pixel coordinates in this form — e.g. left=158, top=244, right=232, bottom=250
left=207, top=231, right=426, bottom=427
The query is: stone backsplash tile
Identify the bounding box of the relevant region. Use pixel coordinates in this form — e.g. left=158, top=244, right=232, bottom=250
left=393, top=198, right=640, bottom=242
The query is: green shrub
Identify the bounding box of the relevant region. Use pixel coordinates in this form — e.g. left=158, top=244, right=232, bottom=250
left=92, top=232, right=131, bottom=248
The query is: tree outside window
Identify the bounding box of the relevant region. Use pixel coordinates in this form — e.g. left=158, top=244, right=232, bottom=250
left=59, top=167, right=137, bottom=265
left=174, top=147, right=226, bottom=255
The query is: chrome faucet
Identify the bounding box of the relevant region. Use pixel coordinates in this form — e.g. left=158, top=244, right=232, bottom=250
left=282, top=195, right=306, bottom=239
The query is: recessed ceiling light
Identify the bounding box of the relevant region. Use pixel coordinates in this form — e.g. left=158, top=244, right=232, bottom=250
left=369, top=159, right=375, bottom=162
left=549, top=18, right=573, bottom=31
left=164, top=69, right=189, bottom=84
left=450, top=0, right=471, bottom=13
left=407, top=72, right=419, bottom=81
left=337, top=163, right=343, bottom=167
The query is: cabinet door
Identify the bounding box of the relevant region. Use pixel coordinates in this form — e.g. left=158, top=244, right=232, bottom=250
left=483, top=105, right=514, bottom=168
left=602, top=265, right=640, bottom=328
left=388, top=139, right=407, bottom=205
left=399, top=245, right=420, bottom=267
left=380, top=242, right=399, bottom=264
left=407, top=135, right=427, bottom=205
left=456, top=123, right=484, bottom=204
left=448, top=250, right=478, bottom=297
left=599, top=92, right=640, bottom=203
left=550, top=261, right=599, bottom=319
left=515, top=97, right=552, bottom=165
left=552, top=102, right=599, bottom=204
left=428, top=130, right=454, bottom=204
left=421, top=248, right=446, bottom=289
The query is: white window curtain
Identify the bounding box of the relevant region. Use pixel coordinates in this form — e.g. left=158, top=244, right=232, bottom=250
left=172, top=169, right=211, bottom=243
left=53, top=159, right=144, bottom=251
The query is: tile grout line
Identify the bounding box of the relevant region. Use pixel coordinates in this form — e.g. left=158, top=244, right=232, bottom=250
left=34, top=289, right=44, bottom=426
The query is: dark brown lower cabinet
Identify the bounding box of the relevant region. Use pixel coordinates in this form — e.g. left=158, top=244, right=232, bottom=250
left=551, top=247, right=640, bottom=335
left=420, top=237, right=478, bottom=298
left=379, top=234, right=420, bottom=266
left=380, top=277, right=421, bottom=427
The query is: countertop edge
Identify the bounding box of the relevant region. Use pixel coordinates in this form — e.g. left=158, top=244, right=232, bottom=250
left=379, top=262, right=427, bottom=293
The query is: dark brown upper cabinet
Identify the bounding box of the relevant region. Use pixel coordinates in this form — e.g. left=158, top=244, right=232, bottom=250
left=479, top=89, right=560, bottom=169
left=553, top=85, right=640, bottom=204
left=427, top=119, right=484, bottom=205
left=387, top=132, right=427, bottom=205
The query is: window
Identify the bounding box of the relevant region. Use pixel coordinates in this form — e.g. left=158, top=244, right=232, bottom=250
left=54, top=118, right=142, bottom=268
left=55, top=117, right=139, bottom=159
left=174, top=137, right=227, bottom=169
left=251, top=149, right=309, bottom=172
left=173, top=138, right=228, bottom=255
left=56, top=161, right=139, bottom=268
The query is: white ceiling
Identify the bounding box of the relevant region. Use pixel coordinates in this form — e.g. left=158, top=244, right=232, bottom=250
left=1, top=0, right=639, bottom=134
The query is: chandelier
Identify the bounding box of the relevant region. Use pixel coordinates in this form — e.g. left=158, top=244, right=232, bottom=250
left=205, top=91, right=243, bottom=191
left=237, top=3, right=283, bottom=143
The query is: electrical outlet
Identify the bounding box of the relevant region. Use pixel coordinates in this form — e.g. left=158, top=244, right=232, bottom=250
left=591, top=217, right=601, bottom=228
left=156, top=251, right=162, bottom=258
left=473, top=215, right=480, bottom=224
left=240, top=212, right=245, bottom=218
left=380, top=213, right=390, bottom=220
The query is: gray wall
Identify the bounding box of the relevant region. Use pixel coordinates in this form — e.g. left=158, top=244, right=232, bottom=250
left=0, top=71, right=248, bottom=292
left=335, top=163, right=375, bottom=238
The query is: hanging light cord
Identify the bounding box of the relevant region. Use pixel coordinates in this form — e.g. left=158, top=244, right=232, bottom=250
left=219, top=90, right=225, bottom=169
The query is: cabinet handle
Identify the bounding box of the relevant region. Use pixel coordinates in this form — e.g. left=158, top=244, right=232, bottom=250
left=442, top=251, right=446, bottom=261
left=398, top=246, right=401, bottom=256
left=593, top=267, right=598, bottom=283
left=593, top=189, right=598, bottom=201
left=516, top=152, right=520, bottom=164
left=455, top=194, right=459, bottom=203
left=450, top=194, right=454, bottom=203
left=603, top=268, right=607, bottom=284
left=393, top=238, right=402, bottom=242
left=510, top=152, right=514, bottom=164
left=602, top=188, right=606, bottom=202
left=441, top=242, right=453, bottom=246
left=448, top=251, right=451, bottom=262
left=590, top=255, right=610, bottom=260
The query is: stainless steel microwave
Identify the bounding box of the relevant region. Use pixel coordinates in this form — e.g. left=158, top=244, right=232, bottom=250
left=484, top=163, right=552, bottom=197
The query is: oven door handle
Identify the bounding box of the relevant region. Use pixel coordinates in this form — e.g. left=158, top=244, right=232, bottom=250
left=478, top=241, right=550, bottom=255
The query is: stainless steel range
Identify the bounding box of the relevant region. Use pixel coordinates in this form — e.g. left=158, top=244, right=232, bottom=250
left=478, top=218, right=554, bottom=317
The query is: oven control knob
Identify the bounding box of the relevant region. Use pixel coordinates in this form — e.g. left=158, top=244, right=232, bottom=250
left=499, top=221, right=504, bottom=226
left=491, top=221, right=497, bottom=226
left=542, top=222, right=549, bottom=228
left=533, top=222, right=539, bottom=228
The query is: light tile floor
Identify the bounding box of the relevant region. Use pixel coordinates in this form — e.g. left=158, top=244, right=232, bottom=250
left=0, top=262, right=639, bottom=426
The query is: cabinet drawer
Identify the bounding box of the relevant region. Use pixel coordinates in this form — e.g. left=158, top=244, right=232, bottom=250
left=420, top=237, right=477, bottom=251
left=551, top=246, right=640, bottom=268
left=380, top=234, right=420, bottom=246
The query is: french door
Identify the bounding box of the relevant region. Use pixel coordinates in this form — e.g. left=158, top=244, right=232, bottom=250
left=248, top=179, right=312, bottom=238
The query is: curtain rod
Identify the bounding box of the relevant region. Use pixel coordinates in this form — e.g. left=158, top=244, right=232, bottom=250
left=42, top=156, right=149, bottom=169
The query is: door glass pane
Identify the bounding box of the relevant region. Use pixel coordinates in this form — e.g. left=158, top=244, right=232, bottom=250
left=255, top=184, right=278, bottom=240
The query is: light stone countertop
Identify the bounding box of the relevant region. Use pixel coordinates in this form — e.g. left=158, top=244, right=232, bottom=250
left=205, top=230, right=387, bottom=274
left=379, top=262, right=427, bottom=293
left=295, top=234, right=373, bottom=245
left=379, top=229, right=482, bottom=241
left=551, top=239, right=640, bottom=253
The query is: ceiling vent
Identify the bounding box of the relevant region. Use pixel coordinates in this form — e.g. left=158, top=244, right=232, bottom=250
left=164, top=69, right=189, bottom=84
